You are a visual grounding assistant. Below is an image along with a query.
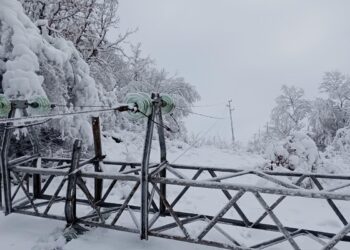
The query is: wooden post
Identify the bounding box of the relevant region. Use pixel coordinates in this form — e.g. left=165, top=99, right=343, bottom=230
left=65, top=139, right=82, bottom=226
left=92, top=117, right=103, bottom=202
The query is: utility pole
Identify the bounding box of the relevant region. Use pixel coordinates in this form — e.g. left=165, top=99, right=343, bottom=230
left=227, top=100, right=235, bottom=147
left=265, top=122, right=269, bottom=137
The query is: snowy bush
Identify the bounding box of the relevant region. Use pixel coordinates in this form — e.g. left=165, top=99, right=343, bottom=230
left=264, top=132, right=319, bottom=172
left=328, top=126, right=350, bottom=154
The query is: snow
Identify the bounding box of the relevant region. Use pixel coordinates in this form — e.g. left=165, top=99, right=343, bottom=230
left=1, top=1, right=350, bottom=249
left=329, top=126, right=350, bottom=154
left=0, top=0, right=45, bottom=99
left=264, top=132, right=319, bottom=173
left=0, top=138, right=262, bottom=250
left=0, top=0, right=100, bottom=144
left=1, top=136, right=350, bottom=249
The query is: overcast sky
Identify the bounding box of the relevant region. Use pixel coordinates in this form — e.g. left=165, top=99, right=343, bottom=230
left=116, top=0, right=350, bottom=143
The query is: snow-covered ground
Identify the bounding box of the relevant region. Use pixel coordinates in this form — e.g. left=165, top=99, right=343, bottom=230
left=1, top=136, right=350, bottom=250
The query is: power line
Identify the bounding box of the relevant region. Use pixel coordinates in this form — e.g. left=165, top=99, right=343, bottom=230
left=0, top=105, right=130, bottom=125
left=169, top=113, right=181, bottom=133
left=174, top=107, right=226, bottom=120
left=170, top=119, right=221, bottom=164
left=170, top=105, right=228, bottom=163
left=189, top=102, right=226, bottom=108
left=137, top=110, right=175, bottom=133
left=227, top=99, right=235, bottom=146
left=175, top=102, right=226, bottom=110
left=52, top=103, right=113, bottom=109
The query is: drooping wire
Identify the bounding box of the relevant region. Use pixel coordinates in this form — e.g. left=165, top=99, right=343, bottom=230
left=169, top=113, right=181, bottom=133
left=170, top=118, right=221, bottom=164
left=170, top=106, right=228, bottom=163
left=174, top=106, right=226, bottom=120
left=178, top=102, right=226, bottom=108
left=137, top=109, right=175, bottom=133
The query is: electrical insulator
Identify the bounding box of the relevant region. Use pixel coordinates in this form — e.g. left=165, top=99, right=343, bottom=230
left=0, top=94, right=11, bottom=117
left=28, top=96, right=51, bottom=114
left=160, top=94, right=175, bottom=114
left=125, top=93, right=153, bottom=119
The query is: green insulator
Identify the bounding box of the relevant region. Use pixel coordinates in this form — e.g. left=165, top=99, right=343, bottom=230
left=0, top=94, right=11, bottom=117
left=160, top=94, right=175, bottom=114
left=28, top=96, right=51, bottom=114
left=125, top=93, right=153, bottom=119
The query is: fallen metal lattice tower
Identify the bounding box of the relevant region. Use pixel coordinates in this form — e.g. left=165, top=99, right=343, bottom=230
left=1, top=95, right=350, bottom=249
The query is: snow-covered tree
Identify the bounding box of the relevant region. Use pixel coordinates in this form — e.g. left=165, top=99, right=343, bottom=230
left=320, top=71, right=350, bottom=109
left=308, top=98, right=340, bottom=150
left=1, top=0, right=200, bottom=150
left=118, top=50, right=200, bottom=137
left=0, top=0, right=99, bottom=146
left=20, top=0, right=133, bottom=62
left=329, top=126, right=350, bottom=153
left=307, top=72, right=350, bottom=150
left=20, top=0, right=134, bottom=107
left=270, top=85, right=310, bottom=138
left=129, top=43, right=153, bottom=82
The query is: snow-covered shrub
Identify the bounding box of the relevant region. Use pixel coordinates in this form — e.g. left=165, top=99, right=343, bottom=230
left=329, top=126, right=350, bottom=153
left=264, top=132, right=319, bottom=172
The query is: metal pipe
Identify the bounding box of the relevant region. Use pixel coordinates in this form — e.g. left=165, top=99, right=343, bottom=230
left=151, top=177, right=350, bottom=200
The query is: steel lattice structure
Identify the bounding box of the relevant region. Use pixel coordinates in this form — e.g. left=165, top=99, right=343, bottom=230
left=1, top=95, right=350, bottom=249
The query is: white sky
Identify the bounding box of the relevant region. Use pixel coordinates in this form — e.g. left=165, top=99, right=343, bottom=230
left=116, top=0, right=350, bottom=143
